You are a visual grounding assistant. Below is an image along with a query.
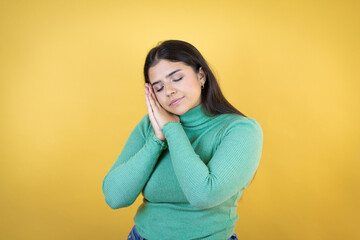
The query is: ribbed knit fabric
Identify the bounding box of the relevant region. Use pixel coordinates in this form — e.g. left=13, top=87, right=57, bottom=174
left=102, top=103, right=263, bottom=240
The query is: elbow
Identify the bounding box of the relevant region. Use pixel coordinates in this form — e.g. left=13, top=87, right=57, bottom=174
left=190, top=202, right=212, bottom=210
left=190, top=199, right=217, bottom=210
left=104, top=195, right=134, bottom=209
left=104, top=196, right=121, bottom=209
left=188, top=194, right=219, bottom=210
left=102, top=180, right=135, bottom=209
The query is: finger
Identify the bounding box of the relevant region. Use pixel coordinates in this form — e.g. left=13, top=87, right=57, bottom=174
left=145, top=94, right=161, bottom=131
left=145, top=85, right=162, bottom=129
left=149, top=86, right=162, bottom=109
left=145, top=93, right=155, bottom=120
left=144, top=90, right=154, bottom=118
left=148, top=89, right=159, bottom=112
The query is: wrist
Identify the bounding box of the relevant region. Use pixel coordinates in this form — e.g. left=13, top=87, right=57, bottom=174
left=155, top=134, right=166, bottom=142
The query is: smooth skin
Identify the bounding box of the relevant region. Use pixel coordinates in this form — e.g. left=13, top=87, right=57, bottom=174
left=144, top=59, right=206, bottom=142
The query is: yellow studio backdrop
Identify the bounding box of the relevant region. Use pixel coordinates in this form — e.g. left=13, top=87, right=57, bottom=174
left=0, top=0, right=359, bottom=239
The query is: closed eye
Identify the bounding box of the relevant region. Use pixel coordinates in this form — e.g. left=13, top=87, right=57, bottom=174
left=156, top=77, right=183, bottom=92
left=174, top=77, right=183, bottom=82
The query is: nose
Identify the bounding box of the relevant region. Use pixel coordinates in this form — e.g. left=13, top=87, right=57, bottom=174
left=164, top=82, right=176, bottom=96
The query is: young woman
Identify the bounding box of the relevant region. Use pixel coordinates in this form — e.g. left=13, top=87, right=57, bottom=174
left=102, top=40, right=263, bottom=240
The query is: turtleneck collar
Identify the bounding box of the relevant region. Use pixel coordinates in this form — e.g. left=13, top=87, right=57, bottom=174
left=179, top=103, right=213, bottom=127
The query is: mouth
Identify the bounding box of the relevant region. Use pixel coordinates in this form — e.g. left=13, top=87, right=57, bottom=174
left=170, top=97, right=184, bottom=106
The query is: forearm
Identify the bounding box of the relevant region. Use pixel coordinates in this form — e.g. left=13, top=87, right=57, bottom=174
left=161, top=122, right=212, bottom=208
left=161, top=121, right=263, bottom=209
left=102, top=132, right=167, bottom=209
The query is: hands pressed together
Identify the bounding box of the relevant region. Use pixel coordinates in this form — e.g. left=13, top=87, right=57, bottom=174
left=144, top=83, right=180, bottom=142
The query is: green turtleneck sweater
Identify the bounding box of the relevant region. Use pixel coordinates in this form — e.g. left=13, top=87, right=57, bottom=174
left=102, top=103, right=263, bottom=240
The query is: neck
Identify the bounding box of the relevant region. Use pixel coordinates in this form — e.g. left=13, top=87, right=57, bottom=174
left=179, top=103, right=213, bottom=127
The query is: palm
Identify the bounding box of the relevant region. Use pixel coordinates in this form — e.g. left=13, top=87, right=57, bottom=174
left=144, top=84, right=179, bottom=142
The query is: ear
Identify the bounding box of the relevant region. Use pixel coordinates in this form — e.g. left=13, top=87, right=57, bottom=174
left=198, top=67, right=206, bottom=83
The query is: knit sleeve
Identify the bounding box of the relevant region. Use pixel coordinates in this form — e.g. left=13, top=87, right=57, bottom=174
left=161, top=118, right=263, bottom=209
left=102, top=114, right=168, bottom=209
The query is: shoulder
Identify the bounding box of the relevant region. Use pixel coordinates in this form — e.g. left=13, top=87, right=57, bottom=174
left=133, top=114, right=153, bottom=137
left=138, top=113, right=150, bottom=126
left=217, top=114, right=263, bottom=141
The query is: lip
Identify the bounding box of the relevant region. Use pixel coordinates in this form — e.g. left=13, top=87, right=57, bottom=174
left=170, top=97, right=184, bottom=106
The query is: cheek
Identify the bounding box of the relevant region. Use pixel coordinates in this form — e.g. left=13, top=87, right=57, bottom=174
left=180, top=80, right=197, bottom=93
left=183, top=80, right=193, bottom=88
left=155, top=93, right=166, bottom=105
left=186, top=80, right=201, bottom=94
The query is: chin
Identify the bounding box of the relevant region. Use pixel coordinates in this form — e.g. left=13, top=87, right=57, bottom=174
left=163, top=105, right=178, bottom=114
left=165, top=106, right=182, bottom=116
left=174, top=107, right=189, bottom=116
left=169, top=108, right=182, bottom=115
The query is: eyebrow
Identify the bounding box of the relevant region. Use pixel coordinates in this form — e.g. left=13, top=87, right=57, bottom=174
left=151, top=69, right=182, bottom=86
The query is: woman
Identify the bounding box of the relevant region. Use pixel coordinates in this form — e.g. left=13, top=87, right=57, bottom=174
left=102, top=40, right=263, bottom=240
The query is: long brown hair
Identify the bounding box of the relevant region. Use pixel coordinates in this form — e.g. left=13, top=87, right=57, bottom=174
left=143, top=40, right=258, bottom=185
left=143, top=39, right=247, bottom=118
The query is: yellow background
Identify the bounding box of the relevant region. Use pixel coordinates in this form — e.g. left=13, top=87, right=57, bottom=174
left=1, top=0, right=359, bottom=239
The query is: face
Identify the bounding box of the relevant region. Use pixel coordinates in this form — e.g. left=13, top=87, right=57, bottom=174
left=148, top=59, right=206, bottom=115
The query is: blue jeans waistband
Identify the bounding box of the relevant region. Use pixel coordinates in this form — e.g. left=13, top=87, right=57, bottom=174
left=127, top=225, right=238, bottom=240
